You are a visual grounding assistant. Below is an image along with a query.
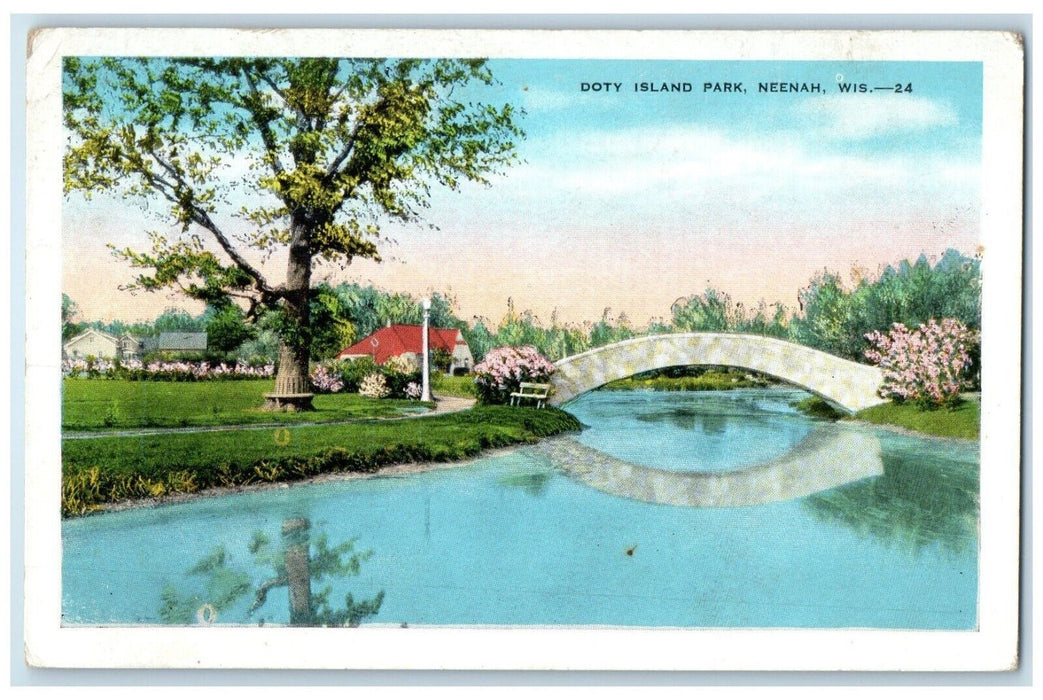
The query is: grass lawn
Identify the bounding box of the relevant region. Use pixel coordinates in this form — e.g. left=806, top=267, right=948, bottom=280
left=793, top=396, right=979, bottom=440
left=62, top=405, right=581, bottom=516
left=62, top=379, right=423, bottom=432
left=855, top=399, right=980, bottom=440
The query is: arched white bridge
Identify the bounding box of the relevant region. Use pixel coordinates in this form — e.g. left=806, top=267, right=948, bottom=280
left=549, top=333, right=886, bottom=414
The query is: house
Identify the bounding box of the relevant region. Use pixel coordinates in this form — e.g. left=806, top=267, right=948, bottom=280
left=63, top=328, right=119, bottom=361
left=63, top=328, right=144, bottom=361
left=119, top=333, right=144, bottom=359
left=143, top=332, right=208, bottom=357
left=63, top=329, right=208, bottom=361
left=337, top=324, right=474, bottom=375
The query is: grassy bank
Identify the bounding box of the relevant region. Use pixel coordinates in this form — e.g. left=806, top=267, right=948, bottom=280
left=62, top=379, right=422, bottom=432
left=793, top=396, right=979, bottom=440
left=602, top=368, right=770, bottom=392
left=855, top=400, right=979, bottom=440
left=62, top=406, right=581, bottom=516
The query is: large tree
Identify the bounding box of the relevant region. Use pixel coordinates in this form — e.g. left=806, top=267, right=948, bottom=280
left=63, top=57, right=522, bottom=409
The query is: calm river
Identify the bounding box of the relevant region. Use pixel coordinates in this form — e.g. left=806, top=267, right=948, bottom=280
left=62, top=388, right=979, bottom=629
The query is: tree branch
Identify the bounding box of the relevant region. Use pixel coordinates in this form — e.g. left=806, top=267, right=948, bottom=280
left=249, top=576, right=288, bottom=614
left=241, top=67, right=287, bottom=182
left=257, top=71, right=310, bottom=134
left=256, top=73, right=290, bottom=106
left=324, top=124, right=361, bottom=181
left=190, top=208, right=282, bottom=298
left=143, top=148, right=283, bottom=299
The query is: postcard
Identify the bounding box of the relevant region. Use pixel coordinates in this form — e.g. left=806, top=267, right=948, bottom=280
left=23, top=27, right=1024, bottom=671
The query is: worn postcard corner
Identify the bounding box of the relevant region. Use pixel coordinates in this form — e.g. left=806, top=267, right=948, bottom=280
left=24, top=27, right=1024, bottom=672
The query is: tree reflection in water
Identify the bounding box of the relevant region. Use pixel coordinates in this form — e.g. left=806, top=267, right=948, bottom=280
left=803, top=449, right=979, bottom=555
left=634, top=404, right=734, bottom=431
left=159, top=517, right=384, bottom=626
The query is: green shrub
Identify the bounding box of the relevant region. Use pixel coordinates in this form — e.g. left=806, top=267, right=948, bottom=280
left=339, top=357, right=379, bottom=393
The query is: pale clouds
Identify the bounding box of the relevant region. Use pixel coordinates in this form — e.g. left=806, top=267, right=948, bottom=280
left=491, top=123, right=979, bottom=232
left=518, top=85, right=607, bottom=112
left=795, top=94, right=960, bottom=140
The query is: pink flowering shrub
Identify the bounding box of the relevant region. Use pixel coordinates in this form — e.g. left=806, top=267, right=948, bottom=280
left=404, top=382, right=423, bottom=400
left=308, top=355, right=421, bottom=398
left=309, top=363, right=346, bottom=394
left=62, top=357, right=275, bottom=381
left=864, top=318, right=974, bottom=408
left=472, top=345, right=556, bottom=405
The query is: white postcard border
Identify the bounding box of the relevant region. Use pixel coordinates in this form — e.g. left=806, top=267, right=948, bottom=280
left=24, top=27, right=1025, bottom=671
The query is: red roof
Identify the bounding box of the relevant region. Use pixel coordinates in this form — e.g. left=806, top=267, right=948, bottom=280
left=336, top=325, right=465, bottom=364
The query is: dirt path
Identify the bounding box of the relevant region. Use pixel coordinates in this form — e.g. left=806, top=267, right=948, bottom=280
left=62, top=395, right=477, bottom=440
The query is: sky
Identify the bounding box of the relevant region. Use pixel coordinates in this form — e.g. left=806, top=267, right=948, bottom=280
left=62, top=58, right=982, bottom=327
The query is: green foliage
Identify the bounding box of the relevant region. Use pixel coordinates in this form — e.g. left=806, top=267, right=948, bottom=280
left=152, top=307, right=206, bottom=333
left=792, top=394, right=979, bottom=439
left=337, top=356, right=381, bottom=393
left=204, top=304, right=255, bottom=355
left=790, top=396, right=844, bottom=421
left=432, top=373, right=476, bottom=398
left=379, top=355, right=422, bottom=399
left=602, top=368, right=772, bottom=392
left=461, top=319, right=497, bottom=363
left=236, top=328, right=283, bottom=364
left=465, top=305, right=630, bottom=363
left=671, top=288, right=789, bottom=338
left=588, top=309, right=635, bottom=348
left=432, top=348, right=453, bottom=373
left=66, top=302, right=207, bottom=346
left=671, top=288, right=736, bottom=332
left=62, top=294, right=84, bottom=342
left=789, top=250, right=981, bottom=360
left=309, top=284, right=357, bottom=360
left=463, top=292, right=789, bottom=365
left=61, top=406, right=582, bottom=515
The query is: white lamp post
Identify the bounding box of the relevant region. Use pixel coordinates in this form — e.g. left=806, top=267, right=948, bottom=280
left=420, top=297, right=433, bottom=402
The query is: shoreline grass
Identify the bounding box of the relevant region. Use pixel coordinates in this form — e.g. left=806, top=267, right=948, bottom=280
left=855, top=399, right=979, bottom=441
left=61, top=406, right=581, bottom=517
left=792, top=396, right=979, bottom=440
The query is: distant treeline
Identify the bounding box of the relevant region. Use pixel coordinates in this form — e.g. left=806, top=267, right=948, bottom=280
left=65, top=248, right=980, bottom=366
left=464, top=248, right=981, bottom=364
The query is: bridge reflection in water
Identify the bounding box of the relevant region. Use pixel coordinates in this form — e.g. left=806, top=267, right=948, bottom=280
left=533, top=426, right=883, bottom=507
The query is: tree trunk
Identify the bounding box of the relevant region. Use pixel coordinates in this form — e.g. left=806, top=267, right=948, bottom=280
left=264, top=222, right=315, bottom=411
left=282, top=517, right=313, bottom=626
left=273, top=341, right=311, bottom=395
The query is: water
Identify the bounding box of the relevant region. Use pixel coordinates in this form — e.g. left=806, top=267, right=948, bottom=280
left=569, top=388, right=816, bottom=473
left=62, top=388, right=979, bottom=629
